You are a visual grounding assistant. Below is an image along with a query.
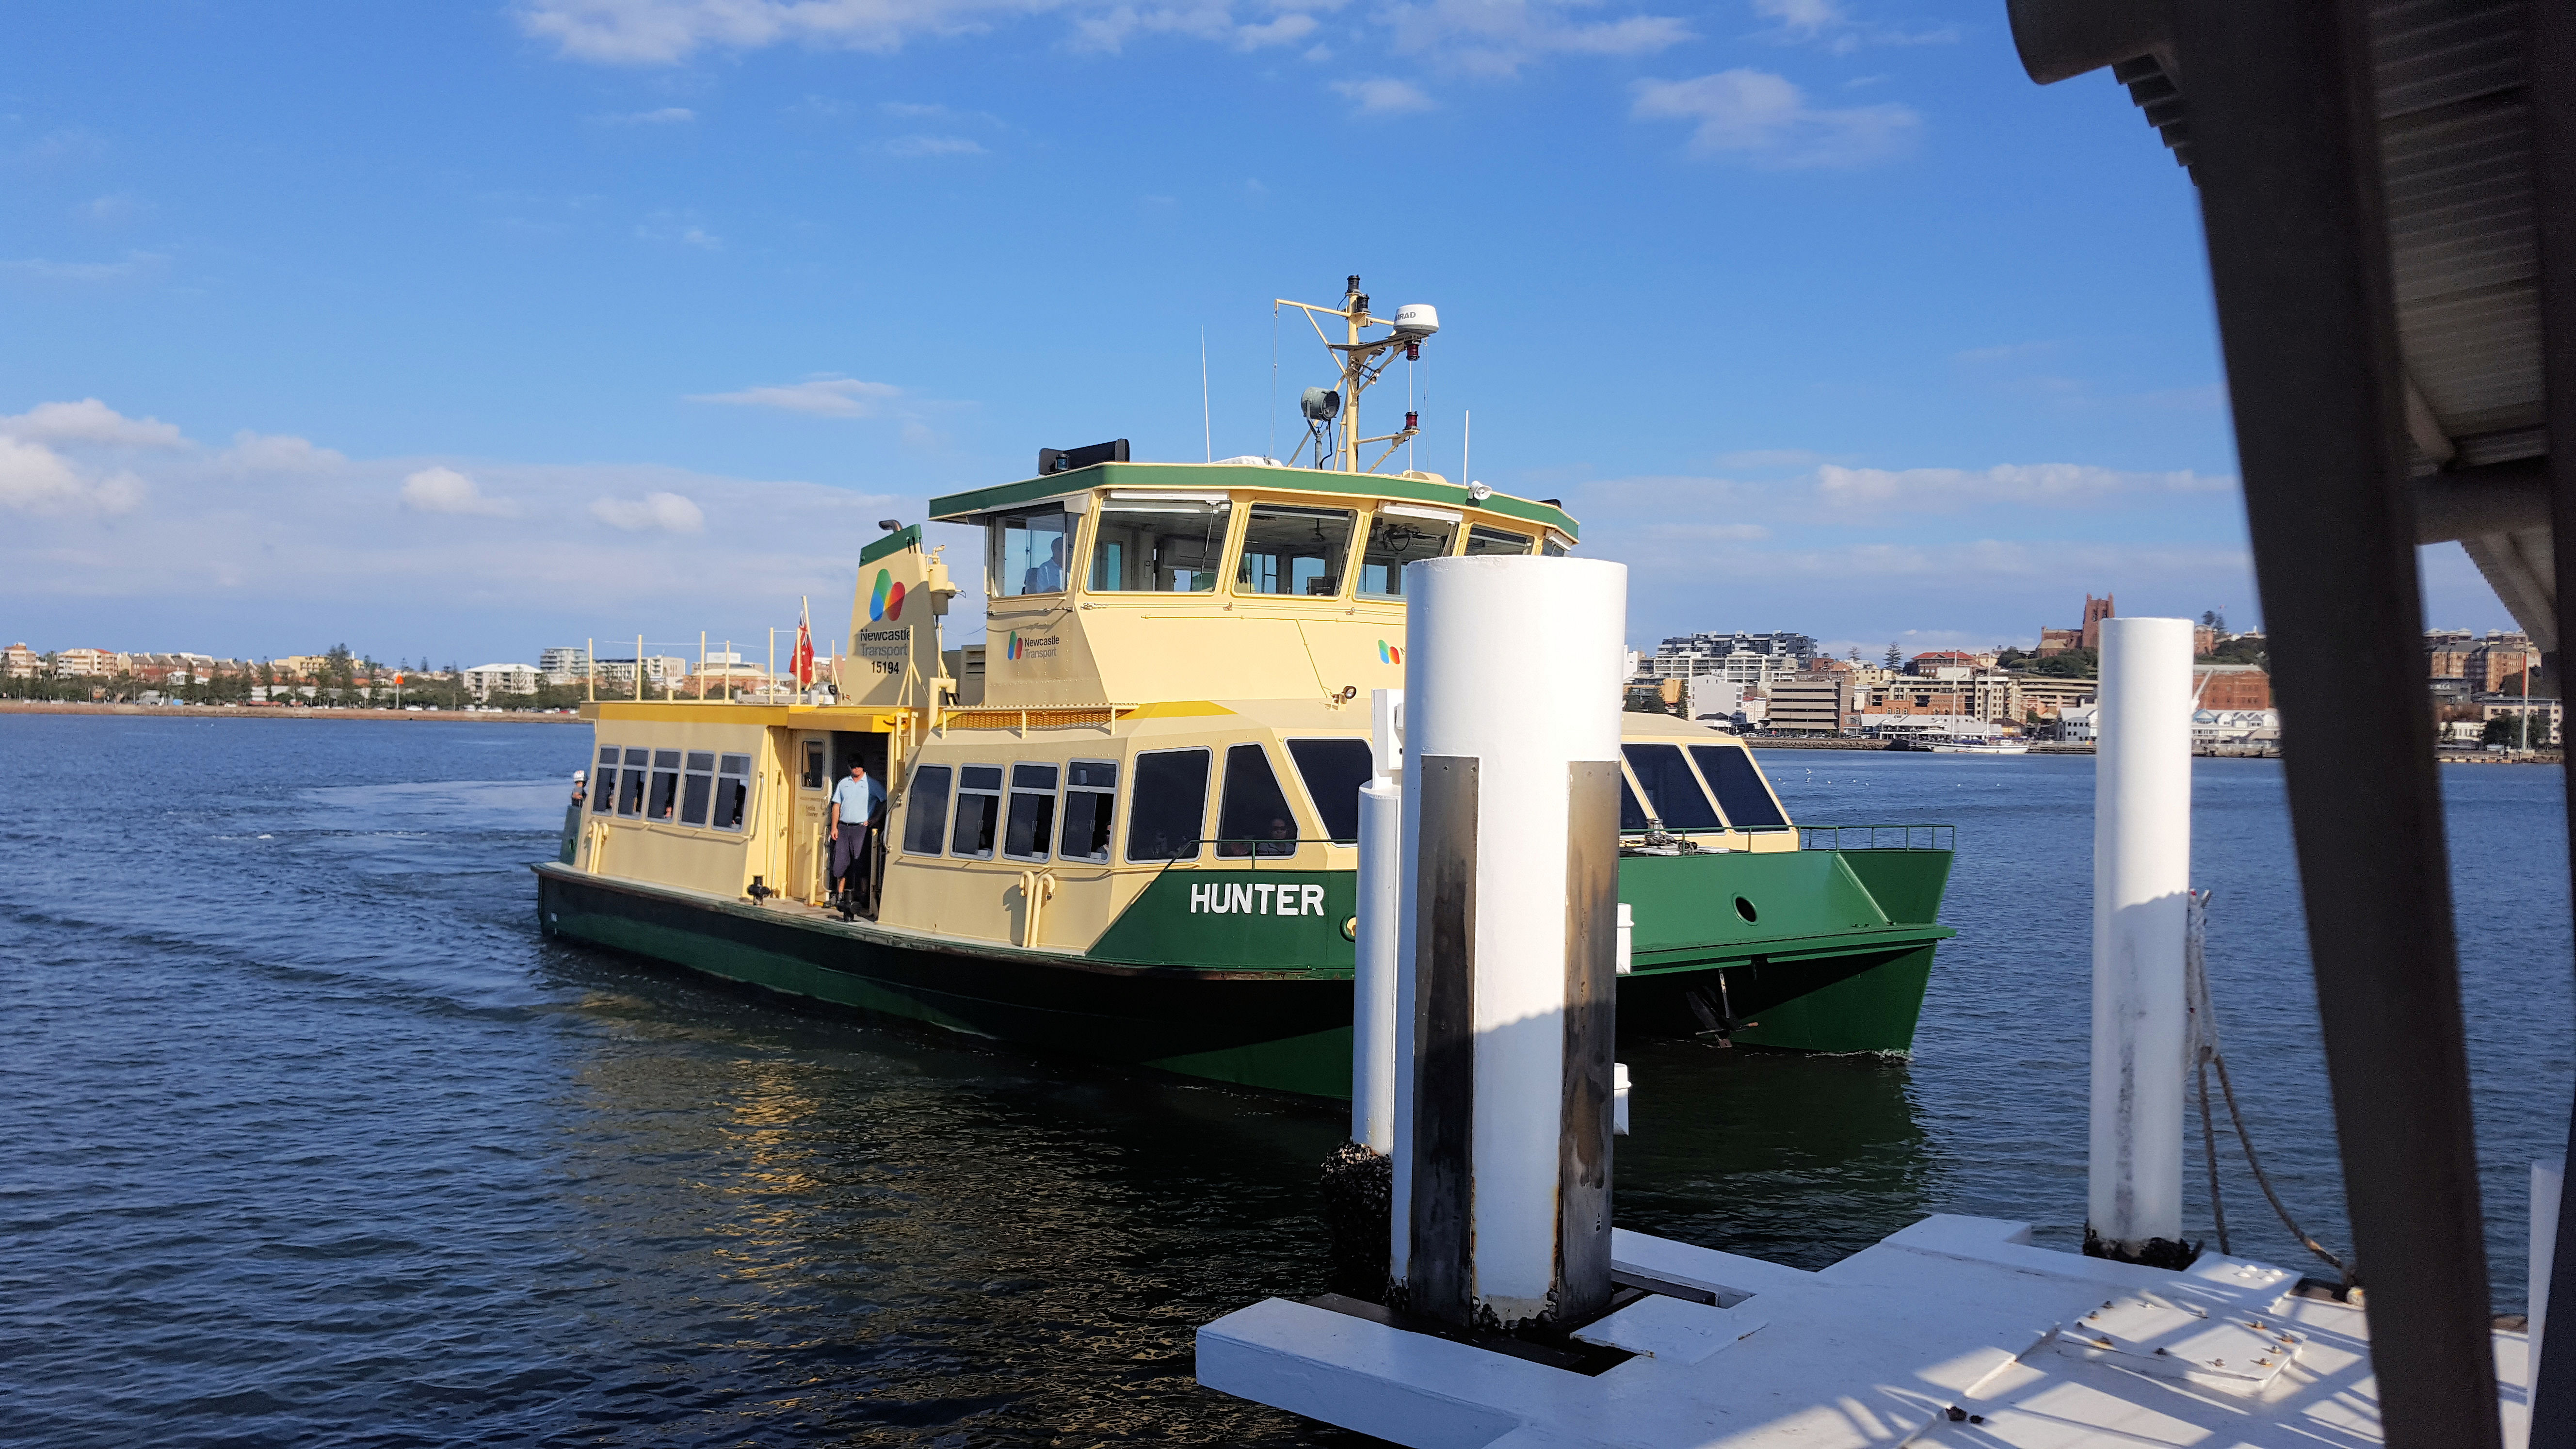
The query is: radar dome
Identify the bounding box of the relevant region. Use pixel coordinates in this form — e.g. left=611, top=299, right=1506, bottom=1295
left=1391, top=304, right=1439, bottom=340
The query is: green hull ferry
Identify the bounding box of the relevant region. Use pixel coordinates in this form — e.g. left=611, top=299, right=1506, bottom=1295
left=534, top=278, right=1954, bottom=1099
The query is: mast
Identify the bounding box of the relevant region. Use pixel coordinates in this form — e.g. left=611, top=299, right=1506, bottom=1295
left=1274, top=275, right=1438, bottom=473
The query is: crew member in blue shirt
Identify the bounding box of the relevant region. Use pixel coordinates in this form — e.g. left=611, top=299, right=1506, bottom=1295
left=1023, top=535, right=1067, bottom=594
left=830, top=758, right=885, bottom=914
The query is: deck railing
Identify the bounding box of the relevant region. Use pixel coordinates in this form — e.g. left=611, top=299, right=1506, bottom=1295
left=1798, top=823, right=1956, bottom=852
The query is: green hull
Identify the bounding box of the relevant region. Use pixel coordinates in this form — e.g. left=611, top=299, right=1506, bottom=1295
left=533, top=844, right=1952, bottom=1099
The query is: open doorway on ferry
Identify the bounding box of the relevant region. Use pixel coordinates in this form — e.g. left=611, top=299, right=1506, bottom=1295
left=831, top=730, right=890, bottom=919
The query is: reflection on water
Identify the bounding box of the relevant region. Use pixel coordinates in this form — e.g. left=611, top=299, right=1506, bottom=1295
left=1618, top=1043, right=1933, bottom=1270
left=2, top=719, right=2567, bottom=1448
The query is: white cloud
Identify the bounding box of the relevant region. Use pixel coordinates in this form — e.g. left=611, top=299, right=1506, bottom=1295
left=1631, top=68, right=1918, bottom=167
left=883, top=134, right=989, bottom=157
left=0, top=398, right=187, bottom=449
left=1750, top=0, right=1954, bottom=52
left=0, top=435, right=142, bottom=515
left=600, top=105, right=697, bottom=123
left=591, top=491, right=706, bottom=531
left=635, top=211, right=722, bottom=248
left=401, top=466, right=518, bottom=516
left=688, top=376, right=904, bottom=418
left=1814, top=462, right=2229, bottom=515
left=1234, top=11, right=1319, bottom=46
left=78, top=193, right=151, bottom=225
left=1385, top=0, right=1691, bottom=77
left=220, top=431, right=348, bottom=474
left=515, top=0, right=1686, bottom=76
left=1333, top=77, right=1436, bottom=114
left=0, top=251, right=169, bottom=283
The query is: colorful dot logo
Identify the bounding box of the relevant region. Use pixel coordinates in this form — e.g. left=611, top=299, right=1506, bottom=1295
left=869, top=569, right=907, bottom=623
left=1377, top=639, right=1403, bottom=665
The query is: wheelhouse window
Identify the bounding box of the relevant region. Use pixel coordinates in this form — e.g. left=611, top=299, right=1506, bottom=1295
left=1462, top=524, right=1533, bottom=557
left=1358, top=506, right=1460, bottom=597
left=712, top=754, right=753, bottom=831
left=1622, top=743, right=1721, bottom=831
left=1238, top=503, right=1355, bottom=597
left=648, top=750, right=682, bottom=821
left=592, top=746, right=619, bottom=814
left=1090, top=495, right=1229, bottom=593
left=680, top=751, right=715, bottom=827
left=1002, top=763, right=1059, bottom=862
left=617, top=748, right=649, bottom=816
left=1619, top=771, right=1652, bottom=832
left=990, top=507, right=1073, bottom=597
left=1690, top=745, right=1789, bottom=828
left=902, top=766, right=953, bottom=854
left=950, top=765, right=1003, bottom=858
left=801, top=740, right=826, bottom=789
left=1125, top=749, right=1210, bottom=862
left=1216, top=743, right=1298, bottom=857
left=1059, top=759, right=1117, bottom=862
left=1541, top=531, right=1572, bottom=558
left=1286, top=738, right=1373, bottom=843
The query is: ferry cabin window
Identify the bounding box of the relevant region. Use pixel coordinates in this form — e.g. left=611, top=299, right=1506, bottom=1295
left=1125, top=749, right=1210, bottom=862
left=802, top=740, right=826, bottom=789
left=1359, top=511, right=1460, bottom=597
left=1541, top=534, right=1569, bottom=558
left=1238, top=504, right=1356, bottom=597
left=990, top=507, right=1073, bottom=597
left=617, top=748, right=649, bottom=816
left=1286, top=738, right=1373, bottom=842
left=1689, top=745, right=1789, bottom=829
left=1003, top=763, right=1059, bottom=862
left=1621, top=743, right=1721, bottom=830
left=951, top=764, right=1004, bottom=858
left=712, top=755, right=753, bottom=832
left=1462, top=524, right=1533, bottom=557
left=1090, top=498, right=1229, bottom=592
left=680, top=751, right=716, bottom=827
left=902, top=766, right=953, bottom=854
left=1059, top=759, right=1117, bottom=862
left=592, top=746, right=619, bottom=814
left=648, top=750, right=683, bottom=821
left=1216, top=743, right=1298, bottom=857
left=1620, top=770, right=1653, bottom=832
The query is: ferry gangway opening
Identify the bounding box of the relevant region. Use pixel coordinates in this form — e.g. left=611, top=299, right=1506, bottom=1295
left=1796, top=823, right=1956, bottom=852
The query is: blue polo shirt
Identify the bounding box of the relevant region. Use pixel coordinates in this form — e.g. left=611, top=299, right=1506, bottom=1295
left=831, top=773, right=883, bottom=827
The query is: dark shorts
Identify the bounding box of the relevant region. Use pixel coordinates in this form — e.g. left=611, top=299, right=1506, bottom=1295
left=832, top=825, right=874, bottom=883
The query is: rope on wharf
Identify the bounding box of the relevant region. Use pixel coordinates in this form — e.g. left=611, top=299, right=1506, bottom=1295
left=2187, top=890, right=2358, bottom=1290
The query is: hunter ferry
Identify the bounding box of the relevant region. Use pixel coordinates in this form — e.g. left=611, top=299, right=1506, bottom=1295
left=532, top=278, right=1956, bottom=1096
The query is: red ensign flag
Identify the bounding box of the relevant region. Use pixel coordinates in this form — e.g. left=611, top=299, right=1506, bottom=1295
left=791, top=618, right=815, bottom=686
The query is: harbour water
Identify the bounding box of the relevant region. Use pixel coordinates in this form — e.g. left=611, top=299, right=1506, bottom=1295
left=2, top=716, right=2567, bottom=1446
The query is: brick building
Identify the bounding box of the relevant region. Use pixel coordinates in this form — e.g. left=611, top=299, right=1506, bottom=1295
left=2192, top=664, right=2274, bottom=710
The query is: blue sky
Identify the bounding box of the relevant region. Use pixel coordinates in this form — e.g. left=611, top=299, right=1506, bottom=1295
left=0, top=0, right=2509, bottom=665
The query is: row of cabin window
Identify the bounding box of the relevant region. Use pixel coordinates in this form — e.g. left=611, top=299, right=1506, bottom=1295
left=1618, top=743, right=1790, bottom=833
left=899, top=738, right=1376, bottom=866
left=989, top=499, right=1567, bottom=601
left=590, top=745, right=756, bottom=831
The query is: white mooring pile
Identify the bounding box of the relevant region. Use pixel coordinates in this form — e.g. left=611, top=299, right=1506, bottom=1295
left=1196, top=592, right=2535, bottom=1449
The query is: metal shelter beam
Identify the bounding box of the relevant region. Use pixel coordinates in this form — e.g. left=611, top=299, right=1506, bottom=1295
left=2167, top=0, right=2501, bottom=1443
left=2531, top=0, right=2576, bottom=1436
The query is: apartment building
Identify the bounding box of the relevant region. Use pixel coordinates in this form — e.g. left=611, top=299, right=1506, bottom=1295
left=1767, top=675, right=1848, bottom=734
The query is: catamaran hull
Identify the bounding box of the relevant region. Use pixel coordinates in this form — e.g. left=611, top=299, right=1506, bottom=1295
left=534, top=856, right=1947, bottom=1099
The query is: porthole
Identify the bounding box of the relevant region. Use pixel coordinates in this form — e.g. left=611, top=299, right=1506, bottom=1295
left=1734, top=896, right=1758, bottom=924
